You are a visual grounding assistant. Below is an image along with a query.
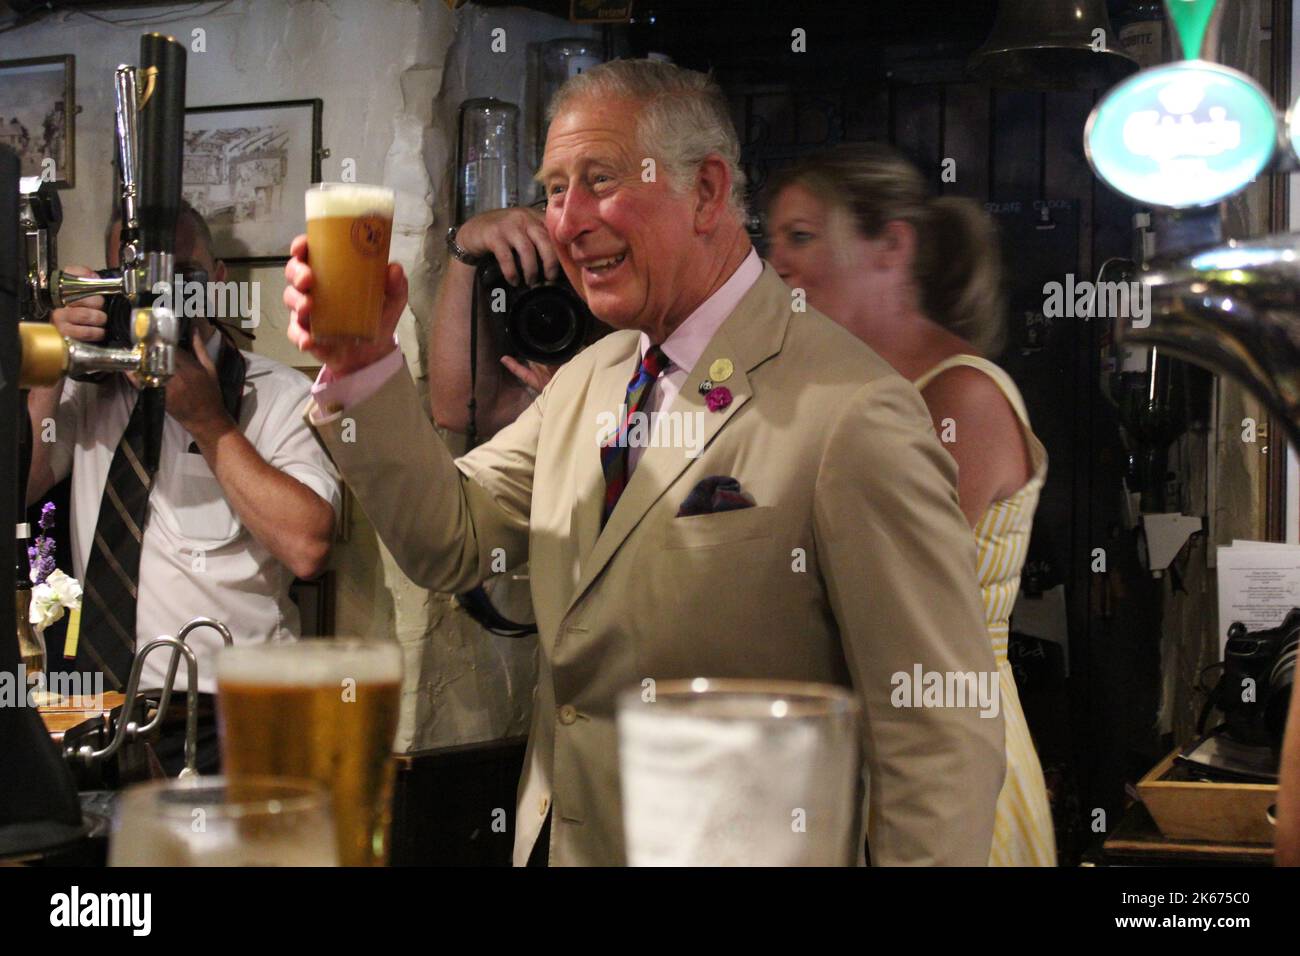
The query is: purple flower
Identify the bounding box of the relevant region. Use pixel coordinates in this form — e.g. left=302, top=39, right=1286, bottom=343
left=705, top=386, right=732, bottom=413
left=29, top=502, right=58, bottom=585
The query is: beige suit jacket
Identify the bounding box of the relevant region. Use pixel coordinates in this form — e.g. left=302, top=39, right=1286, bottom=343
left=309, top=262, right=1005, bottom=866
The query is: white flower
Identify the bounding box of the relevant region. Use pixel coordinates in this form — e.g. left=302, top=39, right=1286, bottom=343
left=29, top=569, right=83, bottom=630
left=46, top=569, right=82, bottom=608
left=29, top=585, right=62, bottom=629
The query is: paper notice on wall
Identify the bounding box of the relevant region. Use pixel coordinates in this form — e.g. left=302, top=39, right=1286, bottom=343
left=1215, top=541, right=1300, bottom=658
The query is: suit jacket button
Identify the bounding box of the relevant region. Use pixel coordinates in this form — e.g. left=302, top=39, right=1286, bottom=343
left=539, top=796, right=550, bottom=816
left=557, top=704, right=578, bottom=725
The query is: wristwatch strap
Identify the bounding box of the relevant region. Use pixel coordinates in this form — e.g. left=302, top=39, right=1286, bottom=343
left=446, top=226, right=483, bottom=266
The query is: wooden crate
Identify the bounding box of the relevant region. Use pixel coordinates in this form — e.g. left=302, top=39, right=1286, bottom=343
left=1137, top=750, right=1278, bottom=845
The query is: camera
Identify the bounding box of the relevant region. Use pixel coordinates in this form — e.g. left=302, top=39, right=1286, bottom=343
left=63, top=268, right=197, bottom=383
left=475, top=255, right=593, bottom=365
left=1216, top=610, right=1298, bottom=750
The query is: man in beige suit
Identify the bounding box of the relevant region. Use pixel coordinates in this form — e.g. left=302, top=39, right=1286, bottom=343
left=284, top=60, right=1004, bottom=866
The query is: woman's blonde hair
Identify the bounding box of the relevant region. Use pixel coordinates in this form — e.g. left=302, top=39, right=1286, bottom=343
left=766, top=144, right=1006, bottom=356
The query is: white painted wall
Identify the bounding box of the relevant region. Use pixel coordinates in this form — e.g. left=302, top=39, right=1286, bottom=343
left=6, top=0, right=447, bottom=267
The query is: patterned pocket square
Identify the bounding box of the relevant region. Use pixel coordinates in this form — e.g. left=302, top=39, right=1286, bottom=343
left=677, top=475, right=756, bottom=517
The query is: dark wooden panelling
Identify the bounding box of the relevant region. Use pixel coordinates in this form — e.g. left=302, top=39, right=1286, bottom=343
left=1043, top=91, right=1097, bottom=281
left=843, top=84, right=890, bottom=143
left=941, top=83, right=991, bottom=199
left=891, top=84, right=944, bottom=183
left=391, top=737, right=527, bottom=866
left=749, top=92, right=798, bottom=147
left=795, top=90, right=841, bottom=148
left=991, top=90, right=1043, bottom=200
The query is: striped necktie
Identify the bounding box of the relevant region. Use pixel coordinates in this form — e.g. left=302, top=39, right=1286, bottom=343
left=76, top=390, right=156, bottom=691
left=601, top=345, right=669, bottom=528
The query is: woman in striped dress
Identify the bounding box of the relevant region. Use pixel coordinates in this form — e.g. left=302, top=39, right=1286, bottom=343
left=765, top=144, right=1056, bottom=866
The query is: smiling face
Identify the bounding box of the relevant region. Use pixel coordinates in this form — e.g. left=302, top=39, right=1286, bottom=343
left=537, top=96, right=709, bottom=338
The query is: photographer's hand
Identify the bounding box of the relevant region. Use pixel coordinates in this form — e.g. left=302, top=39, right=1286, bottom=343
left=49, top=265, right=108, bottom=342
left=500, top=356, right=557, bottom=396
left=455, top=206, right=559, bottom=285
left=429, top=207, right=561, bottom=436
left=165, top=329, right=233, bottom=444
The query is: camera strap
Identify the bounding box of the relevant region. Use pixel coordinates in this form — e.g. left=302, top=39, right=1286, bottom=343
left=212, top=324, right=248, bottom=424
left=459, top=262, right=535, bottom=638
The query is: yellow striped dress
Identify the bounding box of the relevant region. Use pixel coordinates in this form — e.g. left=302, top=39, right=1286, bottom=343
left=914, top=354, right=1057, bottom=867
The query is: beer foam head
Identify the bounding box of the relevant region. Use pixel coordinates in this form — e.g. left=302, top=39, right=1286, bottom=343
left=218, top=640, right=402, bottom=685
left=305, top=183, right=395, bottom=221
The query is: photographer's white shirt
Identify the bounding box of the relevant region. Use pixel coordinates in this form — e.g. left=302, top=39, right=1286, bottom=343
left=47, top=332, right=341, bottom=693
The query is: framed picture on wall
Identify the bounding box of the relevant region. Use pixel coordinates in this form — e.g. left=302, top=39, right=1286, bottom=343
left=183, top=98, right=323, bottom=265
left=0, top=55, right=75, bottom=186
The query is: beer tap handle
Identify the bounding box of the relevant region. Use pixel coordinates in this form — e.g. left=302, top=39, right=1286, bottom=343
left=17, top=299, right=178, bottom=389
left=49, top=270, right=126, bottom=309
left=113, top=63, right=141, bottom=274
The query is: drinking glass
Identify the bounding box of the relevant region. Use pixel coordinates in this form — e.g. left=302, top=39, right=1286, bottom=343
left=617, top=678, right=861, bottom=866
left=109, top=775, right=337, bottom=866
left=304, top=183, right=395, bottom=341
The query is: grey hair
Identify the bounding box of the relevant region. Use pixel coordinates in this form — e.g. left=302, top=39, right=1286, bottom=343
left=546, top=58, right=747, bottom=222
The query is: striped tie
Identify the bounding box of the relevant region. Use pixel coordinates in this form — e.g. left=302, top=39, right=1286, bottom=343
left=77, top=392, right=155, bottom=690
left=601, top=345, right=670, bottom=528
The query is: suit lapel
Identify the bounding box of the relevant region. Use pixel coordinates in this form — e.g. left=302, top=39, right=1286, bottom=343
left=561, top=262, right=791, bottom=618
left=569, top=338, right=640, bottom=582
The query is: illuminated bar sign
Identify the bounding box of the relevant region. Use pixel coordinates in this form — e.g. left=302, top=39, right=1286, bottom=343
left=1084, top=0, right=1278, bottom=209
left=1288, top=99, right=1300, bottom=164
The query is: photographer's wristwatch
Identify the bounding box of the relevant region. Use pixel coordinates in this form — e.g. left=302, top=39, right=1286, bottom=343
left=446, top=226, right=483, bottom=266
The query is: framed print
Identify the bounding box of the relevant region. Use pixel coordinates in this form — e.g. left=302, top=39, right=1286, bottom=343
left=183, top=98, right=323, bottom=265
left=0, top=55, right=75, bottom=186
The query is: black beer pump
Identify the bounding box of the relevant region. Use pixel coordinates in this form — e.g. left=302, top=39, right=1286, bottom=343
left=18, top=32, right=187, bottom=471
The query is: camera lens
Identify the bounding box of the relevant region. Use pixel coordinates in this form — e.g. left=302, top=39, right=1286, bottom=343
left=509, top=285, right=591, bottom=364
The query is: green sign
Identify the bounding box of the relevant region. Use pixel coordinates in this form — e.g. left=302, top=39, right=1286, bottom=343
left=1085, top=60, right=1277, bottom=208
left=1168, top=0, right=1218, bottom=60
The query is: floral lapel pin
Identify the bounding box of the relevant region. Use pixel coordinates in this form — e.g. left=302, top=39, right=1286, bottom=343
left=701, top=357, right=735, bottom=411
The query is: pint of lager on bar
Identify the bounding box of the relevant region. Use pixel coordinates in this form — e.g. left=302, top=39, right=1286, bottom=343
left=217, top=641, right=403, bottom=866
left=304, top=182, right=395, bottom=341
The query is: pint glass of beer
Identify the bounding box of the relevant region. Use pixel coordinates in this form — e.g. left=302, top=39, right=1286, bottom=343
left=304, top=182, right=395, bottom=341
left=216, top=641, right=403, bottom=866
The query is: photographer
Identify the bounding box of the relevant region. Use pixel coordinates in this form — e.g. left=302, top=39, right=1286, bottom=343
left=431, top=205, right=606, bottom=439
left=26, top=202, right=340, bottom=774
